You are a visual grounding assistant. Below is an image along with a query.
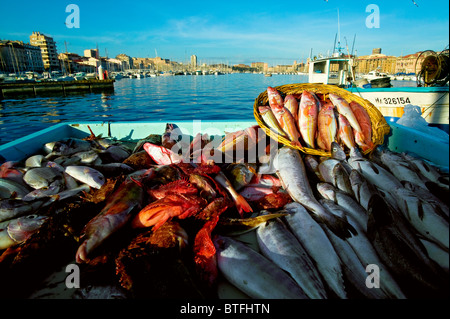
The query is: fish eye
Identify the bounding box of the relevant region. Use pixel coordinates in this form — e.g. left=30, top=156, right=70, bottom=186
left=26, top=215, right=38, bottom=219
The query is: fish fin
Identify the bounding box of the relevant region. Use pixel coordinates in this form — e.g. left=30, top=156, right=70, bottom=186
left=234, top=194, right=253, bottom=217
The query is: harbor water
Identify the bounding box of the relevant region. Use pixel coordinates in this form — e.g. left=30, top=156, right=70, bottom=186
left=0, top=73, right=415, bottom=146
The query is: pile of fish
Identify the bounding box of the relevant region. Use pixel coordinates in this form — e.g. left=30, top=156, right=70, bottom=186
left=258, top=86, right=374, bottom=152
left=0, top=121, right=448, bottom=299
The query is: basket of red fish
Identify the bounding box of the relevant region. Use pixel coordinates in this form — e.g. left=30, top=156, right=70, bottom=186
left=253, top=83, right=390, bottom=157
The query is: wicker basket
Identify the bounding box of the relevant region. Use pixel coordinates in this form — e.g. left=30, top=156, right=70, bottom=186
left=253, top=83, right=390, bottom=157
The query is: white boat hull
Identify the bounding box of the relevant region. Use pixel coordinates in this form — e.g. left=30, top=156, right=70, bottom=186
left=347, top=87, right=449, bottom=131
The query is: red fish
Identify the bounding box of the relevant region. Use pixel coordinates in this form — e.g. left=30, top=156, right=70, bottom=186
left=317, top=101, right=337, bottom=151
left=298, top=91, right=319, bottom=148
left=131, top=194, right=207, bottom=230
left=143, top=142, right=184, bottom=165
left=349, top=101, right=374, bottom=152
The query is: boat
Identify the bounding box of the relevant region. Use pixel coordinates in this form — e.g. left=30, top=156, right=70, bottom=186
left=308, top=53, right=354, bottom=87
left=307, top=52, right=449, bottom=133
left=362, top=69, right=390, bottom=81
left=1, top=120, right=448, bottom=171
left=74, top=72, right=87, bottom=81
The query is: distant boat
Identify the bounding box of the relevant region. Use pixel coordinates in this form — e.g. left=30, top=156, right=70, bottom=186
left=264, top=73, right=272, bottom=77
left=74, top=72, right=86, bottom=81
left=362, top=70, right=390, bottom=81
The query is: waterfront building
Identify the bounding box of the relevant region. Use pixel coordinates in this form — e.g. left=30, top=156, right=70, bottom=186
left=395, top=52, right=424, bottom=74
left=0, top=40, right=44, bottom=74
left=355, top=48, right=396, bottom=74
left=191, top=55, right=197, bottom=68
left=251, top=62, right=268, bottom=73
left=116, top=54, right=133, bottom=70
left=58, top=52, right=96, bottom=73
left=29, top=32, right=60, bottom=71
left=84, top=49, right=99, bottom=59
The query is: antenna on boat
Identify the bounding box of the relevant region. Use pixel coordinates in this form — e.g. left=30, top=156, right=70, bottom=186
left=351, top=34, right=356, bottom=56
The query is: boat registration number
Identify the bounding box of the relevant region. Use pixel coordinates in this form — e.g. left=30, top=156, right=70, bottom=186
left=374, top=97, right=411, bottom=105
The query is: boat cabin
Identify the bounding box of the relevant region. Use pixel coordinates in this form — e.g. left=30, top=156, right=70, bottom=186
left=308, top=54, right=353, bottom=87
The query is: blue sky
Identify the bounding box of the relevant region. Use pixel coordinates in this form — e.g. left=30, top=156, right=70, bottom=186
left=0, top=0, right=448, bottom=66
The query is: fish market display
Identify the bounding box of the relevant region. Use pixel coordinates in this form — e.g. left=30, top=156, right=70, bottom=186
left=0, top=86, right=448, bottom=300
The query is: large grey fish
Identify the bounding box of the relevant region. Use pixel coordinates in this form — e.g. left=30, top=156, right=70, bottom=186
left=348, top=150, right=403, bottom=192
left=323, top=225, right=389, bottom=299
left=366, top=195, right=448, bottom=296
left=392, top=186, right=449, bottom=250
left=401, top=152, right=449, bottom=188
left=65, top=166, right=105, bottom=189
left=321, top=199, right=406, bottom=299
left=379, top=149, right=429, bottom=189
left=256, top=211, right=327, bottom=299
left=274, top=146, right=355, bottom=238
left=349, top=169, right=379, bottom=211
left=283, top=202, right=347, bottom=299
left=213, top=235, right=308, bottom=299
left=403, top=181, right=449, bottom=218
left=0, top=199, right=46, bottom=222
left=419, top=238, right=449, bottom=273
left=317, top=182, right=368, bottom=233
left=0, top=214, right=48, bottom=249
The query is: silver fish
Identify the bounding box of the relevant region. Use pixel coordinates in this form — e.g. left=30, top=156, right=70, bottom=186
left=349, top=169, right=379, bottom=211
left=274, top=146, right=356, bottom=238
left=213, top=235, right=308, bottom=299
left=283, top=202, right=347, bottom=299
left=0, top=214, right=48, bottom=249
left=402, top=152, right=449, bottom=188
left=321, top=199, right=406, bottom=298
left=22, top=180, right=64, bottom=201
left=380, top=149, right=429, bottom=189
left=348, top=153, right=403, bottom=193
left=0, top=199, right=46, bottom=222
left=0, top=178, right=30, bottom=200
left=256, top=211, right=327, bottom=299
left=318, top=158, right=354, bottom=196
left=393, top=186, right=449, bottom=250
left=65, top=166, right=105, bottom=189
left=318, top=183, right=368, bottom=233
left=25, top=154, right=47, bottom=168
left=419, top=238, right=449, bottom=273
left=323, top=226, right=389, bottom=299
left=366, top=195, right=447, bottom=296
left=46, top=138, right=92, bottom=156
left=23, top=167, right=63, bottom=190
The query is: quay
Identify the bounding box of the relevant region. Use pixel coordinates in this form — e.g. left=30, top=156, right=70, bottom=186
left=0, top=79, right=115, bottom=99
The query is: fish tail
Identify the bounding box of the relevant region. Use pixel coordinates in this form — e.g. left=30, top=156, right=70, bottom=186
left=234, top=194, right=253, bottom=217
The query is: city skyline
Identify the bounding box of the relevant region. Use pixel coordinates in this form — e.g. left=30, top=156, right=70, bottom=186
left=0, top=0, right=448, bottom=66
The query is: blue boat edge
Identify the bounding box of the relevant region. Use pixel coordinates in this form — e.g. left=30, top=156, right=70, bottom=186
left=0, top=120, right=448, bottom=173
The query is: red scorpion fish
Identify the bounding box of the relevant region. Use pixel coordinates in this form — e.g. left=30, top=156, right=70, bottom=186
left=75, top=175, right=147, bottom=263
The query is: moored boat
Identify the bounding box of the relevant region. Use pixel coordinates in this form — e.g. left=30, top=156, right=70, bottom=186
left=308, top=53, right=449, bottom=133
